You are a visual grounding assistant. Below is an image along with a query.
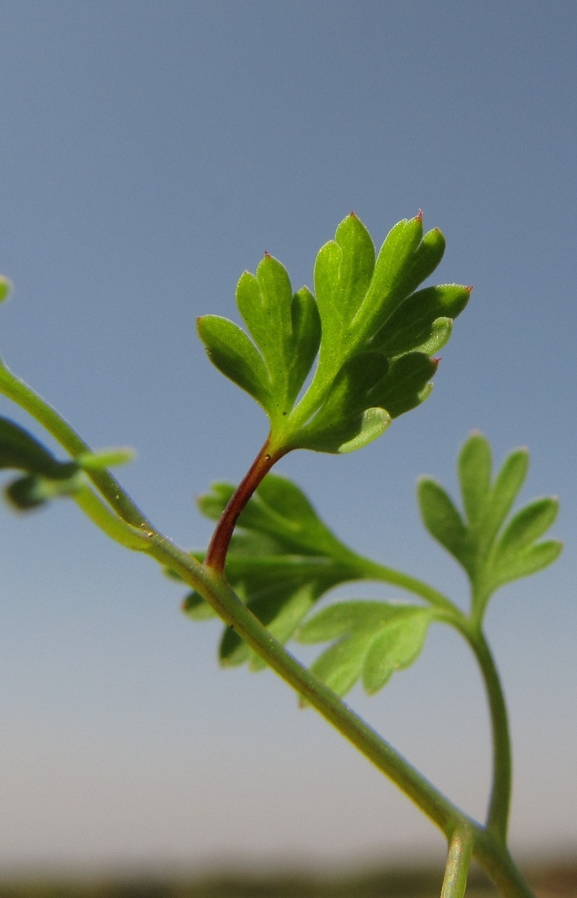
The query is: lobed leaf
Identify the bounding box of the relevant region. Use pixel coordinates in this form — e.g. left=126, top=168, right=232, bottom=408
left=491, top=540, right=563, bottom=588
left=417, top=476, right=472, bottom=575
left=354, top=215, right=446, bottom=344
left=481, top=448, right=529, bottom=547
left=369, top=352, right=438, bottom=419
left=313, top=214, right=375, bottom=373
left=297, top=600, right=433, bottom=697
left=198, top=212, right=469, bottom=458
left=494, top=497, right=559, bottom=560
left=186, top=474, right=373, bottom=669
left=287, top=287, right=321, bottom=404
left=419, top=433, right=561, bottom=617
left=458, top=432, right=492, bottom=526
left=291, top=352, right=390, bottom=453
left=196, top=315, right=271, bottom=409
left=371, top=284, right=471, bottom=358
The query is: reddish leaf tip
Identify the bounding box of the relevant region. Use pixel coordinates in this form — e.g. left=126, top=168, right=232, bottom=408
left=415, top=209, right=423, bottom=221
left=466, top=285, right=474, bottom=293
left=264, top=251, right=271, bottom=258
left=349, top=210, right=357, bottom=218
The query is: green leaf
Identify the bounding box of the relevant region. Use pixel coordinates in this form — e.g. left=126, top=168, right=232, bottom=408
left=196, top=314, right=271, bottom=408
left=0, top=419, right=131, bottom=512
left=0, top=416, right=71, bottom=477
left=371, top=284, right=472, bottom=358
left=494, top=497, right=559, bottom=559
left=291, top=352, right=390, bottom=453
left=491, top=540, right=563, bottom=588
left=313, top=214, right=375, bottom=374
left=418, top=434, right=561, bottom=617
left=187, top=474, right=373, bottom=670
left=182, top=590, right=217, bottom=620
left=296, top=601, right=433, bottom=697
left=354, top=215, right=446, bottom=345
left=287, top=287, right=321, bottom=404
left=334, top=408, right=392, bottom=454
left=481, top=448, right=529, bottom=547
left=237, top=256, right=293, bottom=392
left=6, top=471, right=85, bottom=509
left=417, top=477, right=473, bottom=575
left=458, top=432, right=492, bottom=525
left=0, top=276, right=11, bottom=303
left=198, top=213, right=469, bottom=458
left=370, top=352, right=438, bottom=418
left=76, top=447, right=135, bottom=470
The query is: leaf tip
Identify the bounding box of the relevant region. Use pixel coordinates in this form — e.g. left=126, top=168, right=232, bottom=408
left=415, top=209, right=423, bottom=221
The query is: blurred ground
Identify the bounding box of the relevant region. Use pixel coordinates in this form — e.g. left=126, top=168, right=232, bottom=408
left=0, top=860, right=574, bottom=898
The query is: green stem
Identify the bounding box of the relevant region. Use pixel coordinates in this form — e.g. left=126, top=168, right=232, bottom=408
left=143, top=533, right=533, bottom=898
left=441, top=825, right=474, bottom=898
left=0, top=364, right=525, bottom=896
left=0, top=362, right=152, bottom=528
left=460, top=625, right=512, bottom=843
left=150, top=530, right=467, bottom=832
left=73, top=486, right=152, bottom=551
left=352, top=556, right=459, bottom=614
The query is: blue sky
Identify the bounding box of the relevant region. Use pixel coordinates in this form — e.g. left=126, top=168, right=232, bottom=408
left=0, top=0, right=575, bottom=874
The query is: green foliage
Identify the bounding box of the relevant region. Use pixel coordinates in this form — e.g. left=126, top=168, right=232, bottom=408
left=0, top=416, right=81, bottom=508
left=183, top=473, right=370, bottom=669
left=184, top=472, right=438, bottom=695
left=417, top=431, right=562, bottom=618
left=0, top=276, right=11, bottom=304
left=0, top=415, right=133, bottom=509
left=197, top=213, right=470, bottom=456
left=296, top=601, right=434, bottom=697
left=0, top=215, right=565, bottom=898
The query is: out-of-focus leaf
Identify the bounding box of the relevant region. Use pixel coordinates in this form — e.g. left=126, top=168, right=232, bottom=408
left=6, top=470, right=85, bottom=509
left=418, top=432, right=561, bottom=617
left=0, top=416, right=72, bottom=477
left=0, top=416, right=84, bottom=510
left=491, top=540, right=563, bottom=589
left=495, top=497, right=559, bottom=559
left=77, top=447, right=136, bottom=470
left=296, top=601, right=434, bottom=697
left=417, top=477, right=472, bottom=574
left=482, top=449, right=529, bottom=546
left=185, top=474, right=375, bottom=669
left=458, top=432, right=492, bottom=526
left=0, top=276, right=11, bottom=303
